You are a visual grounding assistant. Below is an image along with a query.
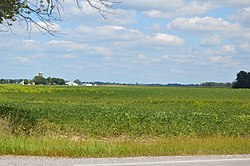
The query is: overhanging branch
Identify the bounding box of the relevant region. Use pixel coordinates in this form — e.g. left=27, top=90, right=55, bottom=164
left=0, top=0, right=122, bottom=34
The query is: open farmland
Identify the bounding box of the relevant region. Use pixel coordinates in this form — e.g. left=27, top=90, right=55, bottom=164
left=0, top=84, right=249, bottom=157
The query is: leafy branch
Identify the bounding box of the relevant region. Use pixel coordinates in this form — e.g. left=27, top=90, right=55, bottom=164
left=0, top=0, right=122, bottom=34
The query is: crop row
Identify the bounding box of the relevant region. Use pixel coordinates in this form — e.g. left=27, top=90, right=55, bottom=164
left=0, top=85, right=249, bottom=138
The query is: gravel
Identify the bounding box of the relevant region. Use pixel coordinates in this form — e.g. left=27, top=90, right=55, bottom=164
left=0, top=154, right=250, bottom=166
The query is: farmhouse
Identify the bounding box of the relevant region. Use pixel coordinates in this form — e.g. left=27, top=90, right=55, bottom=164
left=65, top=82, right=78, bottom=86
left=19, top=81, right=25, bottom=85
left=82, top=83, right=93, bottom=87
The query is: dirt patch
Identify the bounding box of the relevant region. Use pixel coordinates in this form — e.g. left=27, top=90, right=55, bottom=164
left=0, top=118, right=11, bottom=134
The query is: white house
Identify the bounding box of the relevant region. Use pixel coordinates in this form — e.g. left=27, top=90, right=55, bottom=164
left=20, top=81, right=25, bottom=85
left=82, top=83, right=93, bottom=87
left=82, top=83, right=97, bottom=86
left=65, top=82, right=79, bottom=86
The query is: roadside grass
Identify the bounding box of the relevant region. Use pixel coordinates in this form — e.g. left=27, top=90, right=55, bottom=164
left=0, top=134, right=249, bottom=157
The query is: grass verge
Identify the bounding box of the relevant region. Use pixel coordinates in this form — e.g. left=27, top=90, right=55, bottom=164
left=0, top=135, right=249, bottom=157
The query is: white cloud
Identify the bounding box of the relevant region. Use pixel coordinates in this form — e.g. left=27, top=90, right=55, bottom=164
left=22, top=40, right=40, bottom=50
left=151, top=24, right=161, bottom=31
left=101, top=26, right=126, bottom=31
left=239, top=42, right=250, bottom=53
left=63, top=0, right=104, bottom=16
left=162, top=46, right=239, bottom=67
left=124, top=0, right=250, bottom=10
left=32, top=22, right=61, bottom=33
left=208, top=55, right=238, bottom=67
left=170, top=69, right=187, bottom=74
left=163, top=54, right=195, bottom=64
left=143, top=10, right=171, bottom=19
left=136, top=54, right=146, bottom=61
left=167, top=17, right=240, bottom=32
left=16, top=56, right=30, bottom=63
left=69, top=25, right=184, bottom=49
left=64, top=54, right=76, bottom=59
left=46, top=40, right=112, bottom=58
left=152, top=57, right=161, bottom=63
left=230, top=7, right=250, bottom=27
left=63, top=0, right=133, bottom=25
left=123, top=0, right=184, bottom=11
left=152, top=33, right=185, bottom=46
left=221, top=45, right=236, bottom=54
left=200, top=35, right=220, bottom=46
left=208, top=56, right=229, bottom=63
left=211, top=0, right=250, bottom=6
left=106, top=10, right=137, bottom=25
left=143, top=1, right=214, bottom=19
left=94, top=47, right=112, bottom=58
left=46, top=40, right=90, bottom=50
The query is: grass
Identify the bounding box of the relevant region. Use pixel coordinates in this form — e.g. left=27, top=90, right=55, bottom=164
left=0, top=84, right=249, bottom=157
left=0, top=135, right=249, bottom=157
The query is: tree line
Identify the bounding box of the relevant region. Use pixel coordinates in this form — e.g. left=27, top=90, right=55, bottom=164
left=1, top=75, right=73, bottom=85
left=1, top=71, right=250, bottom=88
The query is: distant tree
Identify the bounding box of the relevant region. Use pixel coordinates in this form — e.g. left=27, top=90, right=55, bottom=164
left=53, top=78, right=65, bottom=85
left=74, top=79, right=82, bottom=85
left=23, top=79, right=29, bottom=85
left=8, top=79, right=15, bottom=84
left=33, top=76, right=47, bottom=85
left=232, top=71, right=250, bottom=88
left=200, top=82, right=232, bottom=87
left=47, top=77, right=52, bottom=85
left=47, top=77, right=65, bottom=85
left=0, top=79, right=5, bottom=84
left=57, top=78, right=65, bottom=85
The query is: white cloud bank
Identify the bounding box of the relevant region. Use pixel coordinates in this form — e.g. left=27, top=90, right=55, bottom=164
left=152, top=33, right=184, bottom=46
left=167, top=17, right=240, bottom=32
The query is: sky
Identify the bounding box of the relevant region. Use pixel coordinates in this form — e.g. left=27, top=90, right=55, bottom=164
left=1, top=0, right=250, bottom=84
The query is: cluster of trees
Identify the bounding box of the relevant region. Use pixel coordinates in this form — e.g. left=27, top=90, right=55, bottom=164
left=200, top=82, right=232, bottom=87
left=0, top=79, right=21, bottom=84
left=33, top=76, right=65, bottom=85
left=0, top=74, right=85, bottom=86
left=232, top=71, right=250, bottom=88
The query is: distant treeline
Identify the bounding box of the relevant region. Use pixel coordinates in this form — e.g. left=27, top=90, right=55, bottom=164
left=0, top=79, right=232, bottom=87
left=1, top=70, right=250, bottom=88
left=199, top=82, right=232, bottom=87
left=0, top=79, right=21, bottom=84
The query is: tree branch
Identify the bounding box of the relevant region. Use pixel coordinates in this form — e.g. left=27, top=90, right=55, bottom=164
left=0, top=0, right=122, bottom=35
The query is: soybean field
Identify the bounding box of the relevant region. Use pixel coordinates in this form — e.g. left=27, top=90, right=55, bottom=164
left=0, top=84, right=249, bottom=157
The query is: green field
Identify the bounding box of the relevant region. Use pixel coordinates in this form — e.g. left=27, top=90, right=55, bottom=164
left=0, top=84, right=249, bottom=157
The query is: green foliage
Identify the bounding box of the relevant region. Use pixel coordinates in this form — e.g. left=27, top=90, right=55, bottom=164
left=0, top=0, right=56, bottom=24
left=33, top=76, right=47, bottom=85
left=74, top=79, right=82, bottom=85
left=233, top=71, right=250, bottom=88
left=0, top=136, right=249, bottom=157
left=0, top=104, right=37, bottom=135
left=200, top=82, right=232, bottom=87
left=0, top=85, right=249, bottom=138
left=0, top=0, right=21, bottom=24
left=47, top=77, right=65, bottom=85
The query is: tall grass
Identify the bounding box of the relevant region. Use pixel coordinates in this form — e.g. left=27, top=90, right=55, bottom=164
left=0, top=134, right=249, bottom=157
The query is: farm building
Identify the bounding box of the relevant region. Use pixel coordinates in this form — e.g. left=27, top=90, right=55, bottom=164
left=82, top=83, right=93, bottom=87
left=37, top=72, right=43, bottom=77
left=19, top=81, right=25, bottom=85
left=65, top=82, right=79, bottom=86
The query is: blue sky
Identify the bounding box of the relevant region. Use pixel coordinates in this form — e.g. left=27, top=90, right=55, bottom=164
left=1, top=0, right=250, bottom=84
